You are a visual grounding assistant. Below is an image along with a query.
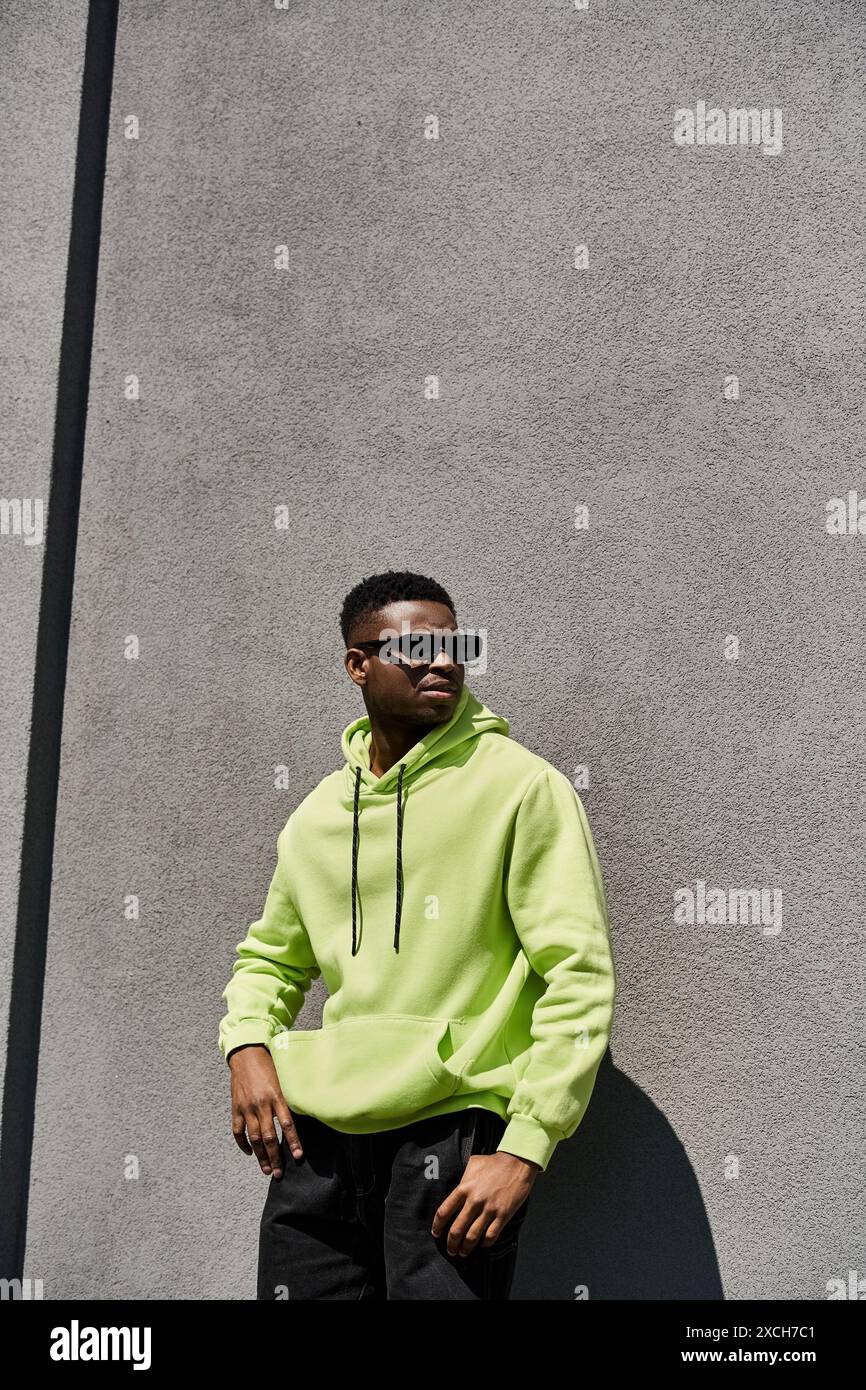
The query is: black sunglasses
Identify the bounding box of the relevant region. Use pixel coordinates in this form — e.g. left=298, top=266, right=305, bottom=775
left=354, top=629, right=484, bottom=667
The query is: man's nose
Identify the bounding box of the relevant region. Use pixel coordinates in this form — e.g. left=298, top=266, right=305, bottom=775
left=431, top=646, right=457, bottom=672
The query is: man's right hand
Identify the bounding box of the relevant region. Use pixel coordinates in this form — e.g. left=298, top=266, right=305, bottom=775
left=228, top=1044, right=303, bottom=1179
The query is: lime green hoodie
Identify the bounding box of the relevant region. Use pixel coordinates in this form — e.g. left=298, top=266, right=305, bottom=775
left=219, top=684, right=616, bottom=1171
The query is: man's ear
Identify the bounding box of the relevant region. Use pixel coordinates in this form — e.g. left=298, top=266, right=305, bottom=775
left=344, top=647, right=368, bottom=687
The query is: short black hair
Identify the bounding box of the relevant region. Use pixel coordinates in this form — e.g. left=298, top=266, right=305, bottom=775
left=340, top=570, right=456, bottom=646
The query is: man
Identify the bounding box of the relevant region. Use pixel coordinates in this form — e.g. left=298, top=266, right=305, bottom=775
left=219, top=569, right=616, bottom=1300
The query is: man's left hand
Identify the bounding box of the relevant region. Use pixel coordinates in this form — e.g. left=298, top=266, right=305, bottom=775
left=431, top=1151, right=538, bottom=1256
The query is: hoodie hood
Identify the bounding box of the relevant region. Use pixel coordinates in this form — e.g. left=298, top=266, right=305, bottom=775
left=339, top=685, right=509, bottom=953
left=340, top=683, right=508, bottom=800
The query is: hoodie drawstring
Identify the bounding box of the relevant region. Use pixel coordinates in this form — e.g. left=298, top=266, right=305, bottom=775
left=393, top=763, right=405, bottom=952
left=351, top=762, right=406, bottom=955
left=351, top=767, right=362, bottom=956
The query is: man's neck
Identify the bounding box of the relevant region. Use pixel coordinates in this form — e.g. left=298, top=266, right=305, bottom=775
left=366, top=718, right=428, bottom=778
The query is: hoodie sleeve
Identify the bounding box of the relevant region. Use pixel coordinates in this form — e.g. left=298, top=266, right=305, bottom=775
left=498, top=766, right=616, bottom=1171
left=218, top=817, right=321, bottom=1064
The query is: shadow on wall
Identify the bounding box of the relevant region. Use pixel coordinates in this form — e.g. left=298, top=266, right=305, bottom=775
left=512, top=1050, right=723, bottom=1300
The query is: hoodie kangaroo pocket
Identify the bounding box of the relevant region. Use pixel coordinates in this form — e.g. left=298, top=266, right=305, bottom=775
left=422, top=1017, right=467, bottom=1093
left=270, top=1015, right=462, bottom=1127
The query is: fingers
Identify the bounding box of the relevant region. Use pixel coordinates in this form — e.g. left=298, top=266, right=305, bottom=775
left=231, top=1075, right=301, bottom=1175
left=249, top=1102, right=285, bottom=1179
left=231, top=1107, right=252, bottom=1156
left=432, top=1183, right=494, bottom=1257
left=275, top=1097, right=303, bottom=1161
left=431, top=1182, right=466, bottom=1241
left=444, top=1200, right=493, bottom=1257
left=242, top=1110, right=268, bottom=1174
left=432, top=1157, right=522, bottom=1257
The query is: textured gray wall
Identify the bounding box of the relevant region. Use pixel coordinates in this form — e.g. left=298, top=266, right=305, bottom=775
left=9, top=0, right=866, bottom=1299
left=0, top=1, right=90, bottom=1119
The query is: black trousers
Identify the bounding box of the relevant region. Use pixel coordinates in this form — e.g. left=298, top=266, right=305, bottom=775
left=257, top=1106, right=531, bottom=1300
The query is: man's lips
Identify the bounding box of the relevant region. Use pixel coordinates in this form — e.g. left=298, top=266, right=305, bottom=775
left=418, top=681, right=458, bottom=696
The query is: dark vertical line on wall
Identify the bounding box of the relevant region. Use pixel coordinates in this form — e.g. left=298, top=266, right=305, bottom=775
left=0, top=0, right=118, bottom=1279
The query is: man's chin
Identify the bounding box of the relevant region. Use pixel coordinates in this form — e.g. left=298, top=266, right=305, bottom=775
left=414, top=690, right=460, bottom=720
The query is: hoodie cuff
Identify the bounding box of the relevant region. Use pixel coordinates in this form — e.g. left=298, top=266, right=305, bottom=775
left=220, top=1020, right=275, bottom=1064
left=497, top=1113, right=561, bottom=1172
